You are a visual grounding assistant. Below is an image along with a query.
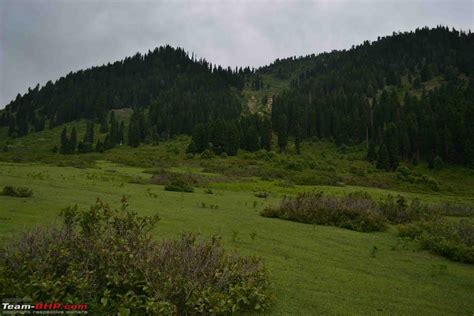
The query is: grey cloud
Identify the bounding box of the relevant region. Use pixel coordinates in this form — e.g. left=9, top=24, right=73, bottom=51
left=0, top=0, right=472, bottom=107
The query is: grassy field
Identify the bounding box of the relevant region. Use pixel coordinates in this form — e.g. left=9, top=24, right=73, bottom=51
left=1, top=132, right=473, bottom=315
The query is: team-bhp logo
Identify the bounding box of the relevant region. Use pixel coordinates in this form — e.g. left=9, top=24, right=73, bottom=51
left=2, top=298, right=88, bottom=314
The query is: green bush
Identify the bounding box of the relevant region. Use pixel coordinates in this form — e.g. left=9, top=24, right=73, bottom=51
left=0, top=198, right=272, bottom=314
left=398, top=217, right=474, bottom=263
left=379, top=195, right=430, bottom=224
left=261, top=192, right=387, bottom=232
left=2, top=185, right=33, bottom=197
left=254, top=191, right=269, bottom=198
left=164, top=179, right=194, bottom=193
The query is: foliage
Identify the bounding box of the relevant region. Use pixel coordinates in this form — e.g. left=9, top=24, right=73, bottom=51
left=398, top=217, right=474, bottom=263
left=379, top=195, right=430, bottom=224
left=0, top=198, right=272, bottom=314
left=261, top=192, right=387, bottom=232
left=2, top=185, right=33, bottom=197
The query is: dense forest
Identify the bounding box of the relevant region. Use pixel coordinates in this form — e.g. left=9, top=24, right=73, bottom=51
left=268, top=26, right=474, bottom=167
left=0, top=46, right=251, bottom=137
left=1, top=26, right=473, bottom=167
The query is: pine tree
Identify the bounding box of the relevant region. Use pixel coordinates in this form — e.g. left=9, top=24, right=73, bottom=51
left=69, top=127, right=77, bottom=153
left=127, top=115, right=141, bottom=148
left=260, top=118, right=272, bottom=151
left=225, top=121, right=240, bottom=156
left=99, top=112, right=108, bottom=133
left=244, top=126, right=260, bottom=152
left=17, top=117, right=29, bottom=137
left=60, top=127, right=68, bottom=154
left=190, top=123, right=208, bottom=153
left=119, top=121, right=125, bottom=145
left=277, top=115, right=288, bottom=153
left=384, top=123, right=400, bottom=170
left=376, top=144, right=390, bottom=171
left=295, top=123, right=303, bottom=154
left=367, top=142, right=377, bottom=163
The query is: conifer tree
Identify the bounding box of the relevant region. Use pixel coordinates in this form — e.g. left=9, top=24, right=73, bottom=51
left=69, top=127, right=77, bottom=153
left=295, top=123, right=303, bottom=155
left=277, top=115, right=288, bottom=153
left=376, top=144, right=390, bottom=171
left=60, top=127, right=68, bottom=154
left=260, top=118, right=272, bottom=151
left=367, top=142, right=377, bottom=163
left=244, top=126, right=260, bottom=152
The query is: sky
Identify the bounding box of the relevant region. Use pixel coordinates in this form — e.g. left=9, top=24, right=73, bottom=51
left=0, top=0, right=472, bottom=108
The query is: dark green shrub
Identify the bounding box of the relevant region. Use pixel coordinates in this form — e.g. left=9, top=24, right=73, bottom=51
left=165, top=179, right=194, bottom=193
left=398, top=217, right=474, bottom=263
left=429, top=202, right=474, bottom=217
left=254, top=191, right=269, bottom=198
left=2, top=185, right=33, bottom=197
left=261, top=192, right=387, bottom=232
left=0, top=198, right=272, bottom=314
left=379, top=195, right=430, bottom=224
left=433, top=156, right=444, bottom=170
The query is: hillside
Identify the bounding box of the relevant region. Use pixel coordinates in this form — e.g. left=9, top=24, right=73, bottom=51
left=1, top=26, right=473, bottom=169
left=0, top=25, right=474, bottom=315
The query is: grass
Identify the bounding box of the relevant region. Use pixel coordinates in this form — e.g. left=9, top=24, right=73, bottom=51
left=0, top=158, right=473, bottom=315
left=1, top=127, right=474, bottom=314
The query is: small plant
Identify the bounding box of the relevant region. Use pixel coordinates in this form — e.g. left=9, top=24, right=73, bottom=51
left=232, top=230, right=239, bottom=242
left=370, top=245, right=378, bottom=258
left=430, top=264, right=448, bottom=277
left=2, top=185, right=33, bottom=197
left=250, top=232, right=257, bottom=241
left=204, top=188, right=214, bottom=194
left=165, top=179, right=194, bottom=193
left=255, top=191, right=269, bottom=198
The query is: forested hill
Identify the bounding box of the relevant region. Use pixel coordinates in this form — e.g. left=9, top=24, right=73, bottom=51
left=0, top=45, right=249, bottom=136
left=1, top=26, right=474, bottom=167
left=264, top=26, right=474, bottom=167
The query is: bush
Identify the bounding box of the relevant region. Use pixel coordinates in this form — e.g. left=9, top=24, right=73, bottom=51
left=433, top=156, right=444, bottom=170
left=261, top=192, right=387, bottom=232
left=379, top=195, right=430, bottom=224
left=0, top=198, right=272, bottom=314
left=254, top=191, right=269, bottom=198
left=398, top=217, right=474, bottom=263
left=2, top=185, right=33, bottom=197
left=165, top=179, right=194, bottom=193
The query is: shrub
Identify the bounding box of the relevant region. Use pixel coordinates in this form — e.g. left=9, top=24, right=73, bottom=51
left=2, top=185, right=33, bottom=197
left=200, top=149, right=215, bottom=159
left=379, top=195, right=430, bottom=224
left=428, top=202, right=474, bottom=217
left=165, top=179, right=194, bottom=193
left=254, top=191, right=269, bottom=198
left=398, top=217, right=474, bottom=263
left=261, top=192, right=387, bottom=232
left=0, top=198, right=272, bottom=314
left=433, top=156, right=444, bottom=170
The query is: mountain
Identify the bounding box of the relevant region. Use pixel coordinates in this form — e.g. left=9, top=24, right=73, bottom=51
left=0, top=45, right=248, bottom=137
left=1, top=26, right=473, bottom=166
left=260, top=26, right=474, bottom=166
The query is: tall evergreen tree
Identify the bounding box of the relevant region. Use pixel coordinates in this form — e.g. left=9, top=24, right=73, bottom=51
left=60, top=127, right=68, bottom=154
left=260, top=118, right=272, bottom=151
left=69, top=127, right=77, bottom=153
left=367, top=142, right=378, bottom=163
left=376, top=144, right=390, bottom=171
left=277, top=115, right=288, bottom=153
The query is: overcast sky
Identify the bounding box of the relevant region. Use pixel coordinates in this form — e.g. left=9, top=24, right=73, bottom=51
left=0, top=0, right=472, bottom=108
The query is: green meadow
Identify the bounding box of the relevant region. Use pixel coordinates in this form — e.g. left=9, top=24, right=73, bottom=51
left=1, top=124, right=473, bottom=315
